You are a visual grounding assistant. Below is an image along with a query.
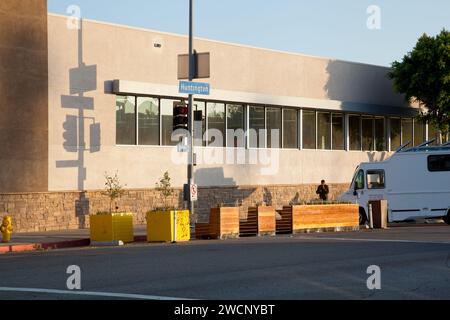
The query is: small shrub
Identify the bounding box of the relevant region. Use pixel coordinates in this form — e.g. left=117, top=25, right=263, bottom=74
left=101, top=172, right=125, bottom=214
left=155, top=171, right=174, bottom=211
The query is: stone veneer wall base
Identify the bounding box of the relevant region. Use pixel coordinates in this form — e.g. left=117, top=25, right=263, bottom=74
left=0, top=184, right=349, bottom=233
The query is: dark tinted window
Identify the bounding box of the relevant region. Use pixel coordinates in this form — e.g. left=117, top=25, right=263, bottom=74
left=355, top=170, right=365, bottom=190
left=428, top=155, right=450, bottom=172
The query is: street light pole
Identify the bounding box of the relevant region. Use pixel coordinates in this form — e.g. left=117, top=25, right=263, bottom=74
left=187, top=0, right=195, bottom=218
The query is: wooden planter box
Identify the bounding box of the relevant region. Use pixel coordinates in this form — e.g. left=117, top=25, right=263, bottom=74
left=276, top=207, right=293, bottom=234
left=195, top=207, right=240, bottom=240
left=290, top=204, right=359, bottom=233
left=146, top=210, right=190, bottom=242
left=90, top=213, right=134, bottom=243
left=240, top=206, right=276, bottom=237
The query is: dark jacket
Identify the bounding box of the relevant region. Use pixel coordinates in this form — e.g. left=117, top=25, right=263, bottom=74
left=316, top=185, right=329, bottom=201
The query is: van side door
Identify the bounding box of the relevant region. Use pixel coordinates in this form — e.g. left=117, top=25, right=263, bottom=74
left=353, top=169, right=365, bottom=200
left=365, top=170, right=387, bottom=201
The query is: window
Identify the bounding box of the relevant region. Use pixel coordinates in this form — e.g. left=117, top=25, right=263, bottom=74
left=249, top=106, right=265, bottom=148
left=332, top=113, right=344, bottom=150
left=374, top=117, right=385, bottom=151
left=362, top=117, right=374, bottom=151
left=302, top=110, right=316, bottom=149
left=283, top=109, right=298, bottom=149
left=137, top=97, right=159, bottom=146
left=367, top=170, right=386, bottom=189
left=161, top=99, right=180, bottom=146
left=267, top=107, right=282, bottom=148
left=116, top=96, right=136, bottom=145
left=428, top=155, right=450, bottom=172
left=354, top=169, right=365, bottom=190
left=414, top=119, right=425, bottom=146
left=194, top=101, right=206, bottom=147
left=390, top=118, right=401, bottom=150
left=402, top=118, right=413, bottom=146
left=207, top=102, right=225, bottom=147
left=227, top=104, right=245, bottom=148
left=349, top=115, right=361, bottom=151
left=317, top=112, right=331, bottom=150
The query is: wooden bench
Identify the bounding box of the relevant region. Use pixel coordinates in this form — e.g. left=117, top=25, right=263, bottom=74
left=195, top=207, right=240, bottom=240
left=240, top=206, right=276, bottom=237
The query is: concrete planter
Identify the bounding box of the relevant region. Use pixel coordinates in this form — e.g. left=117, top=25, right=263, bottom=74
left=89, top=213, right=134, bottom=243
left=195, top=207, right=240, bottom=240
left=146, top=210, right=190, bottom=242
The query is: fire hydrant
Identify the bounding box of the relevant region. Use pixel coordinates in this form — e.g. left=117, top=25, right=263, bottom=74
left=1, top=216, right=13, bottom=243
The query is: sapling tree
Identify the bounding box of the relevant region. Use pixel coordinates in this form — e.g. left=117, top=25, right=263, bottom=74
left=155, top=171, right=174, bottom=211
left=102, top=172, right=125, bottom=214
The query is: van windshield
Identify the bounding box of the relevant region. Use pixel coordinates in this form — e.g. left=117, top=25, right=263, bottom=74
left=350, top=167, right=360, bottom=188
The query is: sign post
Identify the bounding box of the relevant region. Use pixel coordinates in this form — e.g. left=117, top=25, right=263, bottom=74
left=187, top=0, right=195, bottom=221
left=180, top=0, right=210, bottom=222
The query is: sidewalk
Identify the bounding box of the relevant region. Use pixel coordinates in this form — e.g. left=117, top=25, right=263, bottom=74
left=0, top=226, right=148, bottom=254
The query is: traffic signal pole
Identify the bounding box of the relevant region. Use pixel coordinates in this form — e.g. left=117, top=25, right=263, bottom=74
left=187, top=0, right=195, bottom=218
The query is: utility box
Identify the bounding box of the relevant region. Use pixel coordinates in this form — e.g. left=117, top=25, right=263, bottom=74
left=369, top=200, right=388, bottom=229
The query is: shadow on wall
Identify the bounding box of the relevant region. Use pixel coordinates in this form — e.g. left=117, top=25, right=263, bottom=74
left=195, top=167, right=237, bottom=187
left=194, top=168, right=257, bottom=221
left=56, top=19, right=101, bottom=229
left=367, top=151, right=390, bottom=162
left=324, top=60, right=405, bottom=107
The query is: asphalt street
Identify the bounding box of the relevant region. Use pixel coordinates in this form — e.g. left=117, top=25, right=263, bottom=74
left=0, top=225, right=450, bottom=300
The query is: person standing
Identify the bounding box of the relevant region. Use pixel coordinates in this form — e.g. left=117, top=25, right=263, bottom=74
left=316, top=180, right=329, bottom=201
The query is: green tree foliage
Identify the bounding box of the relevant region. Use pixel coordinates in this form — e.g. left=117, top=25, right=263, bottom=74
left=389, top=29, right=450, bottom=141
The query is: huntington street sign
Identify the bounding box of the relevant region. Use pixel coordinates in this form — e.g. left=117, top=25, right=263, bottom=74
left=179, top=81, right=210, bottom=95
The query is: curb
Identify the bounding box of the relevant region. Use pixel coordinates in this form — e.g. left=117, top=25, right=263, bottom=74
left=0, top=239, right=91, bottom=254
left=0, top=235, right=147, bottom=255
left=0, top=244, right=37, bottom=254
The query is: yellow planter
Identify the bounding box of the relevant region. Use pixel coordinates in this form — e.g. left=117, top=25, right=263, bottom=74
left=90, top=213, right=134, bottom=243
left=146, top=210, right=190, bottom=242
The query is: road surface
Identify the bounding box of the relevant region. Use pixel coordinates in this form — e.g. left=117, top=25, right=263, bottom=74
left=0, top=225, right=449, bottom=300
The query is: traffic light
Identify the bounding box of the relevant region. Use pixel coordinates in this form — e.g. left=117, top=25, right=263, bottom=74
left=173, top=102, right=189, bottom=131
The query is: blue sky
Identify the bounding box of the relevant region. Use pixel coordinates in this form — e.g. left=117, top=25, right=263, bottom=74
left=48, top=0, right=450, bottom=66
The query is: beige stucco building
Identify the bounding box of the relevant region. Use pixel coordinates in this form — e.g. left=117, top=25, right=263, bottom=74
left=1, top=0, right=433, bottom=232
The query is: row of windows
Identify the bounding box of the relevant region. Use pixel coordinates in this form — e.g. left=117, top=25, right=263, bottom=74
left=116, top=95, right=441, bottom=151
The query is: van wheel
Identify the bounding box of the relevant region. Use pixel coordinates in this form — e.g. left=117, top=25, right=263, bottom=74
left=444, top=211, right=450, bottom=225
left=359, top=207, right=368, bottom=226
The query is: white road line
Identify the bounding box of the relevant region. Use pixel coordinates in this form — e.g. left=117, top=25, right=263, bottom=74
left=0, top=287, right=194, bottom=300
left=300, top=237, right=450, bottom=245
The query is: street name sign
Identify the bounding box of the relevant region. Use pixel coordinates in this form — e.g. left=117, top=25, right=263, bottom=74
left=179, top=81, right=210, bottom=95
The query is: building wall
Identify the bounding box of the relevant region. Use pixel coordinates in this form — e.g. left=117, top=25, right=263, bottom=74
left=0, top=0, right=48, bottom=192
left=47, top=15, right=406, bottom=192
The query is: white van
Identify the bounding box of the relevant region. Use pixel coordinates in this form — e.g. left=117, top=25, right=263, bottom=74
left=340, top=142, right=450, bottom=225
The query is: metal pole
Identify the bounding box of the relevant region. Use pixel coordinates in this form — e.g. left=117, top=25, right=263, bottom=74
left=173, top=211, right=177, bottom=243
left=187, top=0, right=195, bottom=218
